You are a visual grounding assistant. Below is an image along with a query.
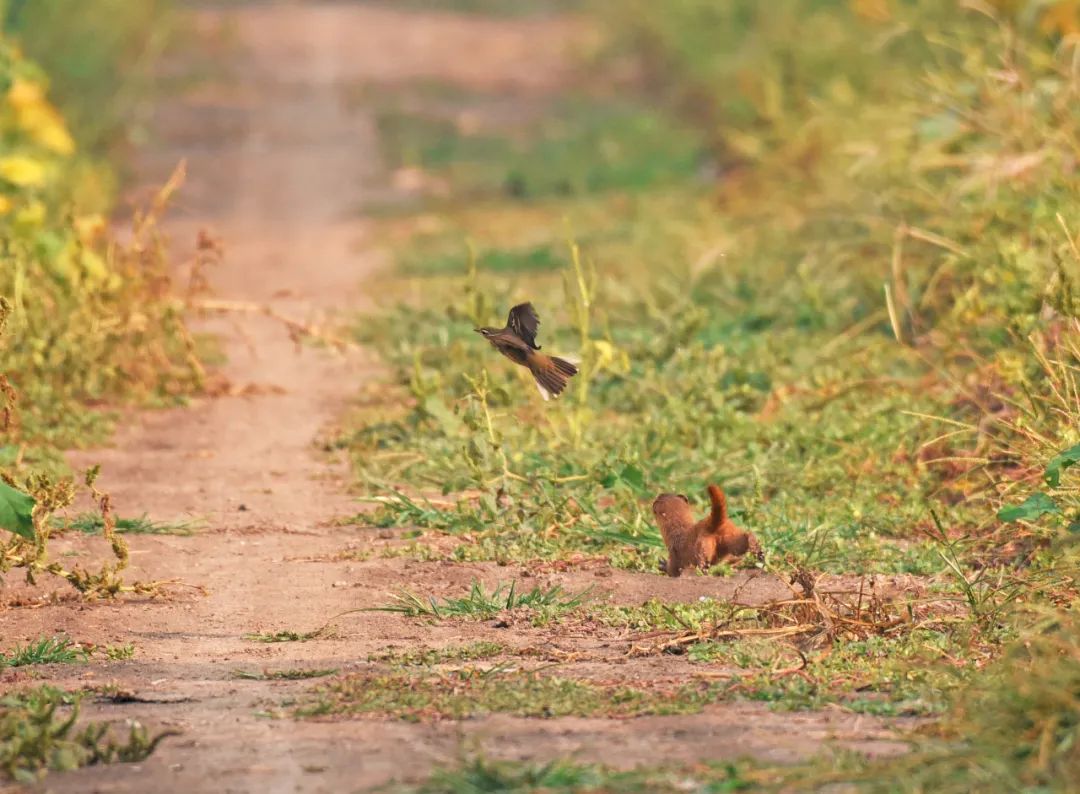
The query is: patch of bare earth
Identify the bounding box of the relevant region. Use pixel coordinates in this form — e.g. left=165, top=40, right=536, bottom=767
left=2, top=4, right=911, bottom=792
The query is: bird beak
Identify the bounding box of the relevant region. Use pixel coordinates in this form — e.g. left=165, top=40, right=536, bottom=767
left=473, top=328, right=482, bottom=334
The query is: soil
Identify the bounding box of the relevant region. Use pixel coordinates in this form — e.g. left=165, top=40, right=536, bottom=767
left=1, top=3, right=913, bottom=791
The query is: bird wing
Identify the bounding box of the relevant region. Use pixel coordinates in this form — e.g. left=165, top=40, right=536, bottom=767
left=507, top=302, right=541, bottom=350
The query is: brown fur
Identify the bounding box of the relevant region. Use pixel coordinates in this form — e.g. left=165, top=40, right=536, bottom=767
left=652, top=484, right=762, bottom=577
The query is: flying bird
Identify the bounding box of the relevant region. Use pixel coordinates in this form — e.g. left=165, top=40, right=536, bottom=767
left=475, top=303, right=578, bottom=400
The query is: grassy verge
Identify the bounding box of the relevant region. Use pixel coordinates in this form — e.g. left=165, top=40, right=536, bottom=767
left=337, top=0, right=1080, bottom=786
left=0, top=0, right=202, bottom=589
left=395, top=756, right=758, bottom=793
left=0, top=3, right=192, bottom=780
left=3, top=0, right=176, bottom=158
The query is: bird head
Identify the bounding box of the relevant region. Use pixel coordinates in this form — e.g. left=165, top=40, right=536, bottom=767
left=474, top=327, right=496, bottom=337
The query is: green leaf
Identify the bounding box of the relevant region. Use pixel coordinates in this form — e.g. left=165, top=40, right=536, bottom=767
left=618, top=464, right=645, bottom=492
left=997, top=492, right=1061, bottom=523
left=420, top=395, right=462, bottom=437
left=0, top=480, right=36, bottom=539
left=1045, top=443, right=1080, bottom=488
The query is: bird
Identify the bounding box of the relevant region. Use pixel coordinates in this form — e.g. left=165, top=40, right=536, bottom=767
left=475, top=303, right=579, bottom=400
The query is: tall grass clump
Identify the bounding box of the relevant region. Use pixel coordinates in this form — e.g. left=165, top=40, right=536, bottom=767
left=1, top=686, right=175, bottom=783
left=2, top=0, right=175, bottom=158
left=0, top=6, right=202, bottom=471
left=1, top=1, right=202, bottom=593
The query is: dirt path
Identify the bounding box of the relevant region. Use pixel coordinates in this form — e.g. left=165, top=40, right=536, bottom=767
left=3, top=4, right=911, bottom=792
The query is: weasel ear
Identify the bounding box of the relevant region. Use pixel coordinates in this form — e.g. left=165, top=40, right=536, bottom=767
left=678, top=494, right=689, bottom=503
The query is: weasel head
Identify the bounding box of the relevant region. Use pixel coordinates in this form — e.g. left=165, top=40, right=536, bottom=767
left=652, top=493, right=694, bottom=525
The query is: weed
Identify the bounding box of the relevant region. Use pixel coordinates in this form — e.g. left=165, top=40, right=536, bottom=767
left=400, top=756, right=754, bottom=794
left=0, top=636, right=86, bottom=668
left=367, top=0, right=581, bottom=19
left=374, top=579, right=592, bottom=620
left=376, top=97, right=705, bottom=204
left=344, top=0, right=1080, bottom=778
left=244, top=627, right=334, bottom=644
left=232, top=668, right=338, bottom=681
left=1, top=466, right=169, bottom=597
left=297, top=668, right=716, bottom=721
left=368, top=641, right=506, bottom=667
left=0, top=686, right=176, bottom=783
left=587, top=593, right=973, bottom=714
left=0, top=37, right=204, bottom=472
left=50, top=513, right=202, bottom=536
left=3, top=0, right=176, bottom=156
left=102, top=644, right=135, bottom=661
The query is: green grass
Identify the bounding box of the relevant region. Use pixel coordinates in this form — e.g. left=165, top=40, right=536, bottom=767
left=374, top=579, right=592, bottom=620
left=399, top=757, right=754, bottom=794
left=0, top=636, right=86, bottom=668
left=364, top=0, right=581, bottom=18
left=368, top=641, right=506, bottom=667
left=50, top=512, right=201, bottom=536
left=349, top=2, right=1080, bottom=579
left=297, top=668, right=718, bottom=721
left=102, top=644, right=135, bottom=660
left=585, top=598, right=974, bottom=716
left=338, top=0, right=1080, bottom=783
left=232, top=668, right=338, bottom=681
left=3, top=0, right=176, bottom=157
left=243, top=628, right=334, bottom=644
left=377, top=97, right=707, bottom=203
left=0, top=0, right=203, bottom=600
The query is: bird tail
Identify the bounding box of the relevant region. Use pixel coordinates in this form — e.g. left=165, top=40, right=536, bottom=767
left=703, top=484, right=728, bottom=535
left=527, top=353, right=579, bottom=401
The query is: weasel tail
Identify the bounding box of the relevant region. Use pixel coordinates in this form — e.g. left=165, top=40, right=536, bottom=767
left=704, top=484, right=728, bottom=535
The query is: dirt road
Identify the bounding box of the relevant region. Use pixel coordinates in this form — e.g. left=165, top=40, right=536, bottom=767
left=2, top=4, right=909, bottom=791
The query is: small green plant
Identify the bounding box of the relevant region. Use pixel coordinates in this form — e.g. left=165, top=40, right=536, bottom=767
left=232, top=668, right=338, bottom=681
left=243, top=627, right=334, bottom=644
left=843, top=606, right=1080, bottom=791
left=368, top=641, right=506, bottom=667
left=102, top=644, right=135, bottom=661
left=51, top=513, right=202, bottom=536
left=297, top=668, right=714, bottom=721
left=997, top=442, right=1080, bottom=529
left=0, top=686, right=177, bottom=783
left=0, top=636, right=86, bottom=668
left=401, top=756, right=754, bottom=794
left=374, top=579, right=592, bottom=620
left=1, top=466, right=167, bottom=597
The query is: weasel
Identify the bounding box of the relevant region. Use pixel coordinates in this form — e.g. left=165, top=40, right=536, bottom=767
left=652, top=484, right=761, bottom=577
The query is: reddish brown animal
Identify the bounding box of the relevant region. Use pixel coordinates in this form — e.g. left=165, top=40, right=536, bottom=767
left=652, top=484, right=761, bottom=577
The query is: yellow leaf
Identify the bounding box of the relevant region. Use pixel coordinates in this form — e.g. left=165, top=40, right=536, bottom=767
left=79, top=250, right=112, bottom=285
left=53, top=243, right=80, bottom=279
left=7, top=78, right=76, bottom=156
left=74, top=214, right=106, bottom=244
left=851, top=0, right=891, bottom=22
left=6, top=78, right=45, bottom=110
left=0, top=156, right=47, bottom=187
left=1041, top=1, right=1080, bottom=36
left=0, top=195, right=12, bottom=216
left=13, top=200, right=45, bottom=230
left=30, top=112, right=75, bottom=156
left=52, top=239, right=117, bottom=287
